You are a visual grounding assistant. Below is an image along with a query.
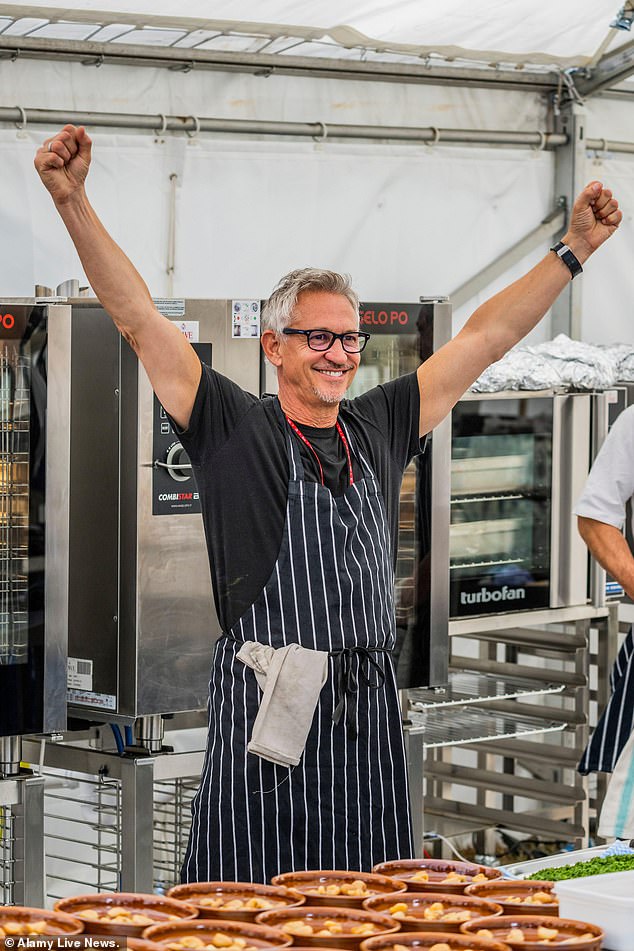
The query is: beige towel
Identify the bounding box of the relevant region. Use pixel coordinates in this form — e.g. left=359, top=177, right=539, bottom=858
left=236, top=641, right=329, bottom=768
left=598, top=728, right=634, bottom=839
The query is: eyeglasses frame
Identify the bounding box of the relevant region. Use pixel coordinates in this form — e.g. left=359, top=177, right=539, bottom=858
left=281, top=328, right=371, bottom=353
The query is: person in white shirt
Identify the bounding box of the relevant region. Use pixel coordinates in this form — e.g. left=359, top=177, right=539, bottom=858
left=576, top=405, right=634, bottom=773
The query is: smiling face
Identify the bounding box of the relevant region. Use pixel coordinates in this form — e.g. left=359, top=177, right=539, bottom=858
left=262, top=289, right=362, bottom=426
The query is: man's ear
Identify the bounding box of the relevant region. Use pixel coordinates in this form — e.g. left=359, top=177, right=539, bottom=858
left=261, top=329, right=283, bottom=366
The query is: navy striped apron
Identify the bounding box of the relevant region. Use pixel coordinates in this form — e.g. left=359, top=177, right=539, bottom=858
left=182, top=401, right=414, bottom=882
left=579, top=625, right=634, bottom=774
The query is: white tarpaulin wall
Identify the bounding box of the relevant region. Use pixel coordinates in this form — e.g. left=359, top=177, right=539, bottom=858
left=1, top=8, right=634, bottom=344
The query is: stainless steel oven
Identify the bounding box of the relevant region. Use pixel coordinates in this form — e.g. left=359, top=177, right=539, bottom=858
left=0, top=297, right=264, bottom=729
left=346, top=298, right=451, bottom=687
left=450, top=390, right=593, bottom=618
left=0, top=302, right=67, bottom=749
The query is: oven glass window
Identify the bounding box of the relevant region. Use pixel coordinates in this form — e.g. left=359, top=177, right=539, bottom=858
left=450, top=400, right=553, bottom=617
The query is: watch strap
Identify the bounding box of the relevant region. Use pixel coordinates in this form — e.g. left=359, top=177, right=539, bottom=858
left=550, top=241, right=583, bottom=279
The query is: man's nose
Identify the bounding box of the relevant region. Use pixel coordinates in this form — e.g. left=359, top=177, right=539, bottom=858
left=324, top=337, right=349, bottom=361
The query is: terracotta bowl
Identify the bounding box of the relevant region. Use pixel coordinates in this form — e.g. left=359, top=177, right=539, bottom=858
left=0, top=906, right=84, bottom=937
left=168, top=882, right=306, bottom=921
left=256, top=905, right=399, bottom=949
left=286, top=947, right=350, bottom=951
left=143, top=918, right=292, bottom=949
left=460, top=914, right=604, bottom=950
left=372, top=861, right=502, bottom=895
left=271, top=871, right=407, bottom=909
left=463, top=882, right=558, bottom=918
left=363, top=892, right=504, bottom=932
left=127, top=939, right=165, bottom=951
left=360, top=932, right=512, bottom=951
left=55, top=893, right=198, bottom=937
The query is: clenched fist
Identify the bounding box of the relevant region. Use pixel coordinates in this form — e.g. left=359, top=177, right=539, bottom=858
left=34, top=124, right=92, bottom=205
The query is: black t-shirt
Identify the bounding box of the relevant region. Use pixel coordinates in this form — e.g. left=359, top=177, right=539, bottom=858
left=177, top=365, right=422, bottom=632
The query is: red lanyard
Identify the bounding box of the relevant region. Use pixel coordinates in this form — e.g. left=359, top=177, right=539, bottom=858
left=285, top=416, right=354, bottom=487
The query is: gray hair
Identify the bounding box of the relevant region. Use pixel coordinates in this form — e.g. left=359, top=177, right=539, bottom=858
left=261, top=268, right=359, bottom=334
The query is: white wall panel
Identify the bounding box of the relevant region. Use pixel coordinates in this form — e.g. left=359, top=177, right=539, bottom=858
left=580, top=153, right=634, bottom=344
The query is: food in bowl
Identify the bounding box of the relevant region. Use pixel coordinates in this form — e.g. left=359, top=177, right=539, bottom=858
left=392, top=901, right=475, bottom=924
left=461, top=914, right=603, bottom=948
left=363, top=893, right=503, bottom=932
left=282, top=920, right=378, bottom=938
left=77, top=907, right=178, bottom=927
left=476, top=925, right=593, bottom=943
left=359, top=935, right=512, bottom=951
left=256, top=905, right=398, bottom=946
left=306, top=882, right=371, bottom=898
left=0, top=920, right=54, bottom=936
left=55, top=893, right=198, bottom=936
left=394, top=946, right=492, bottom=951
left=270, top=871, right=406, bottom=908
left=199, top=899, right=281, bottom=912
left=143, top=919, right=290, bottom=950
left=0, top=908, right=84, bottom=937
left=463, top=882, right=558, bottom=916
left=410, top=873, right=489, bottom=886
left=157, top=934, right=257, bottom=950
left=168, top=883, right=304, bottom=920
left=372, top=860, right=501, bottom=894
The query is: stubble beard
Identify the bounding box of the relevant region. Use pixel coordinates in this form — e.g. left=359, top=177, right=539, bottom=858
left=310, top=384, right=346, bottom=405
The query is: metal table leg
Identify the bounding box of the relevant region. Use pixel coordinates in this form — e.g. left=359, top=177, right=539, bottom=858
left=120, top=757, right=155, bottom=892
left=403, top=723, right=424, bottom=857
left=12, top=774, right=45, bottom=907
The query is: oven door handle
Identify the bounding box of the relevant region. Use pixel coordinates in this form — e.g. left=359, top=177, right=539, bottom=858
left=152, top=460, right=193, bottom=471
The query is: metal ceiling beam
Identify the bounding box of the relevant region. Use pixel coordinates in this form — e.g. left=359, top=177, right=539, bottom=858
left=0, top=105, right=569, bottom=150
left=576, top=37, right=634, bottom=96
left=0, top=35, right=558, bottom=92
left=450, top=204, right=567, bottom=310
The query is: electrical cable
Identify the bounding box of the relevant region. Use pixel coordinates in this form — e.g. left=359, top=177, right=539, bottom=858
left=110, top=723, right=124, bottom=755
left=124, top=725, right=134, bottom=747
left=423, top=831, right=472, bottom=864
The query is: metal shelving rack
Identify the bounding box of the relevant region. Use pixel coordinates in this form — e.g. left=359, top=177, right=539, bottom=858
left=408, top=604, right=618, bottom=851
left=22, top=733, right=205, bottom=900
left=0, top=347, right=30, bottom=667
left=0, top=774, right=46, bottom=906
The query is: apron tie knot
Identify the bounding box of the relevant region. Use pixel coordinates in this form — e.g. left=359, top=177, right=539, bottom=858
left=330, top=647, right=390, bottom=739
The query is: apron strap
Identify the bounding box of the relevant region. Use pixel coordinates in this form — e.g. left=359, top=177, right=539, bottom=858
left=330, top=646, right=391, bottom=739
left=271, top=396, right=305, bottom=480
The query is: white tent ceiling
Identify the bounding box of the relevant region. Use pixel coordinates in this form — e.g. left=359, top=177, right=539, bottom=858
left=0, top=0, right=632, bottom=73
left=2, top=1, right=634, bottom=346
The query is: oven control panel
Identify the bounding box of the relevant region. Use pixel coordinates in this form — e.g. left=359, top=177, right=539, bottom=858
left=151, top=342, right=211, bottom=515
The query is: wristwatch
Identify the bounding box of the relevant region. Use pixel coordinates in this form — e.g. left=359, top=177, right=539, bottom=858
left=550, top=241, right=583, bottom=279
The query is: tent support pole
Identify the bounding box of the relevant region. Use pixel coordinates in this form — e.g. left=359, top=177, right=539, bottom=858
left=551, top=100, right=587, bottom=340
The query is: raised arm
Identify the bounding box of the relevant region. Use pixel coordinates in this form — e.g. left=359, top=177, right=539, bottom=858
left=34, top=124, right=201, bottom=429
left=417, top=181, right=622, bottom=436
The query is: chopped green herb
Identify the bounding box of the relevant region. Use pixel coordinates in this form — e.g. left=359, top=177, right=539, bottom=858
left=528, top=854, right=634, bottom=880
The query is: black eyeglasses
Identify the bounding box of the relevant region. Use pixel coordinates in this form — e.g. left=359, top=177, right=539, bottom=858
left=282, top=329, right=371, bottom=353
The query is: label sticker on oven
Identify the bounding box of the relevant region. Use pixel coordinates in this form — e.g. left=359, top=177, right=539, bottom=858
left=67, top=657, right=93, bottom=690
left=67, top=689, right=116, bottom=711
left=232, top=299, right=260, bottom=338
left=171, top=320, right=199, bottom=342
left=153, top=298, right=186, bottom=317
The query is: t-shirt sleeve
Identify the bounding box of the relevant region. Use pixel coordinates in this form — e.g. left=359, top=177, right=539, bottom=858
left=346, top=372, right=423, bottom=470
left=574, top=405, right=634, bottom=530
left=173, top=362, right=257, bottom=466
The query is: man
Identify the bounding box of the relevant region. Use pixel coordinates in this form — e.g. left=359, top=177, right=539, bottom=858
left=576, top=405, right=634, bottom=775
left=35, top=124, right=621, bottom=882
